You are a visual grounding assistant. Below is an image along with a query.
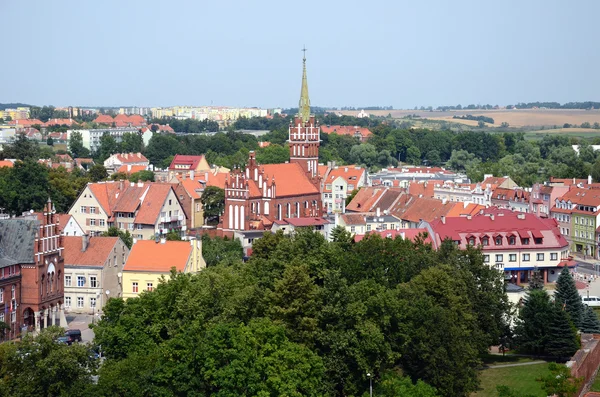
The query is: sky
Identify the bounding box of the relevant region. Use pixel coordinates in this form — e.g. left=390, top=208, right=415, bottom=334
left=2, top=0, right=599, bottom=109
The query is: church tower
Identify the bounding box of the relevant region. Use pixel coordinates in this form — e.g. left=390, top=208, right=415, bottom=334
left=289, top=50, right=320, bottom=178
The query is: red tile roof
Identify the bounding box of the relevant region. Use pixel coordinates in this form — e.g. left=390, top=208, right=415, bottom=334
left=428, top=212, right=568, bottom=250
left=94, top=114, right=114, bottom=124
left=113, top=152, right=148, bottom=164
left=323, top=166, right=365, bottom=192
left=124, top=240, right=192, bottom=272
left=257, top=163, right=319, bottom=197
left=134, top=184, right=174, bottom=225
left=179, top=179, right=204, bottom=199
left=354, top=228, right=433, bottom=244
left=63, top=236, right=119, bottom=267
left=168, top=154, right=208, bottom=171
left=44, top=118, right=76, bottom=126
left=284, top=217, right=330, bottom=227
left=88, top=182, right=123, bottom=217
left=446, top=203, right=485, bottom=218
left=94, top=114, right=146, bottom=126
left=341, top=213, right=366, bottom=225
left=118, top=164, right=148, bottom=174
left=346, top=187, right=387, bottom=212
left=258, top=141, right=271, bottom=148
left=320, top=125, right=372, bottom=139
left=9, top=119, right=43, bottom=127
left=394, top=196, right=455, bottom=223
left=0, top=160, right=14, bottom=168
left=408, top=180, right=441, bottom=198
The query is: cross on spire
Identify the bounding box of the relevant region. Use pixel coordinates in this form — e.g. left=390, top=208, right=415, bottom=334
left=302, top=46, right=307, bottom=61
left=298, top=46, right=310, bottom=123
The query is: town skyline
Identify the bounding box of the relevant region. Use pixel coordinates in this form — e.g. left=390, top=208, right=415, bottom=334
left=3, top=0, right=600, bottom=109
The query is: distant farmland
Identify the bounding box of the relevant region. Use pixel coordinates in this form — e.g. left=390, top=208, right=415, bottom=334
left=336, top=109, right=600, bottom=128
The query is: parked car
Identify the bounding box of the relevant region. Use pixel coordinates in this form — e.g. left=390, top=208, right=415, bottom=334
left=65, top=329, right=82, bottom=343
left=56, top=336, right=71, bottom=345
left=582, top=296, right=600, bottom=307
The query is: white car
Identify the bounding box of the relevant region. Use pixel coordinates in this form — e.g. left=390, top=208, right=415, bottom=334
left=582, top=296, right=600, bottom=307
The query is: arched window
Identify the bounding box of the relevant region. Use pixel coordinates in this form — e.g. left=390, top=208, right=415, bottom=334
left=277, top=204, right=282, bottom=220
left=296, top=202, right=300, bottom=218
left=264, top=201, right=269, bottom=215
left=286, top=203, right=291, bottom=218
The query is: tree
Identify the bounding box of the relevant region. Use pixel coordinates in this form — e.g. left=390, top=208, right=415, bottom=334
left=500, top=122, right=510, bottom=128
left=201, top=186, right=224, bottom=224
left=545, top=303, right=579, bottom=360
left=528, top=267, right=545, bottom=290
left=425, top=149, right=441, bottom=166
left=165, top=230, right=181, bottom=241
left=2, top=133, right=40, bottom=161
left=375, top=372, right=439, bottom=396
left=537, top=362, right=582, bottom=397
left=447, top=149, right=476, bottom=171
left=69, top=131, right=90, bottom=158
left=256, top=144, right=290, bottom=164
left=97, top=132, right=120, bottom=162
left=46, top=136, right=54, bottom=146
left=128, top=170, right=154, bottom=182
left=554, top=266, right=585, bottom=328
left=88, top=164, right=108, bottom=182
left=405, top=146, right=421, bottom=165
left=120, top=132, right=144, bottom=153
left=0, top=326, right=98, bottom=396
left=201, top=234, right=243, bottom=266
left=478, top=120, right=486, bottom=128
left=580, top=305, right=600, bottom=333
left=101, top=227, right=133, bottom=249
left=514, top=289, right=553, bottom=355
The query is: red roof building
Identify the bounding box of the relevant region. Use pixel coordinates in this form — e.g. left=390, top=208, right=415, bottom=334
left=354, top=228, right=433, bottom=244
left=320, top=125, right=372, bottom=142
left=425, top=210, right=570, bottom=285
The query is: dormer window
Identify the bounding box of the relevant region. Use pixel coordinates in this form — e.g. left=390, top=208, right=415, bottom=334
left=522, top=238, right=529, bottom=245
left=481, top=236, right=489, bottom=246
left=468, top=237, right=476, bottom=246
left=534, top=238, right=543, bottom=245
left=508, top=236, right=516, bottom=245
left=495, top=236, right=502, bottom=246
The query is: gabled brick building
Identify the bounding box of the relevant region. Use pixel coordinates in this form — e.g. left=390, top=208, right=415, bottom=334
left=219, top=54, right=323, bottom=236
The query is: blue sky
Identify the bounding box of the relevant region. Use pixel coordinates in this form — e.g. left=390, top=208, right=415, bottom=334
left=2, top=0, right=598, bottom=109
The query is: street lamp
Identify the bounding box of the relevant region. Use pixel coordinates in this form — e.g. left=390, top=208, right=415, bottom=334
left=367, top=373, right=372, bottom=397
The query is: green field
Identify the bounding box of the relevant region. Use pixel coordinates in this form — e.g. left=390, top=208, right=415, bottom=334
left=523, top=128, right=600, bottom=141
left=472, top=360, right=550, bottom=397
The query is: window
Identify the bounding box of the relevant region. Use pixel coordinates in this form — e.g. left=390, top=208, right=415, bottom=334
left=196, top=203, right=201, bottom=212
left=99, top=219, right=105, bottom=227
left=0, top=287, right=3, bottom=303
left=77, top=297, right=84, bottom=308
left=90, top=276, right=97, bottom=288
left=128, top=223, right=134, bottom=231
left=11, top=285, right=15, bottom=300
left=90, top=207, right=96, bottom=214
left=537, top=253, right=544, bottom=261
left=11, top=312, right=15, bottom=323
left=522, top=238, right=529, bottom=245
left=80, top=206, right=86, bottom=213
left=77, top=276, right=85, bottom=287
left=468, top=237, right=475, bottom=246
left=0, top=313, right=4, bottom=323
left=169, top=199, right=172, bottom=206
left=350, top=226, right=355, bottom=233
left=90, top=297, right=96, bottom=307
left=137, top=224, right=142, bottom=230
left=534, top=238, right=542, bottom=244
left=132, top=282, right=138, bottom=293
left=508, top=236, right=516, bottom=245
left=65, top=296, right=71, bottom=307
left=483, top=255, right=490, bottom=263
left=147, top=283, right=153, bottom=292
left=509, top=254, right=517, bottom=262
left=482, top=237, right=489, bottom=246
left=90, top=219, right=96, bottom=226
left=366, top=224, right=371, bottom=232
left=523, top=253, right=530, bottom=261
left=495, top=236, right=502, bottom=245
left=495, top=254, right=503, bottom=263
left=550, top=253, right=558, bottom=260
left=575, top=217, right=579, bottom=224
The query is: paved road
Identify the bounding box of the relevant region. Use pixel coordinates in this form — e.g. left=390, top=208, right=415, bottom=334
left=486, top=361, right=547, bottom=369
left=66, top=313, right=96, bottom=343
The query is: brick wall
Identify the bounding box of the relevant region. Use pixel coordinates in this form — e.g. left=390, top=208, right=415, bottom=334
left=568, top=334, right=600, bottom=396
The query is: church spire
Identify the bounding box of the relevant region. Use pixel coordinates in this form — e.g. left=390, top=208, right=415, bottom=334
left=298, top=47, right=310, bottom=123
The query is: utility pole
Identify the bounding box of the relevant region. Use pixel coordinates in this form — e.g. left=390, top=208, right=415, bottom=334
left=367, top=372, right=372, bottom=397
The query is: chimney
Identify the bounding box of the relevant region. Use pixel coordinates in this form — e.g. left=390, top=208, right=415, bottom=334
left=82, top=234, right=89, bottom=252
left=589, top=175, right=593, bottom=184
left=490, top=214, right=495, bottom=221
left=205, top=172, right=209, bottom=181
left=190, top=170, right=195, bottom=180
left=344, top=167, right=348, bottom=172
left=466, top=215, right=472, bottom=220
left=376, top=207, right=381, bottom=217
left=441, top=215, right=446, bottom=224
left=517, top=213, right=526, bottom=220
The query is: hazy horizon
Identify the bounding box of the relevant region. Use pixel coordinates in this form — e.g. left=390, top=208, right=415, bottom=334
left=3, top=0, right=599, bottom=110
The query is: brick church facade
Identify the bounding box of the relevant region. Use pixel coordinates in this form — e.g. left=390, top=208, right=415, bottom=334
left=220, top=54, right=323, bottom=236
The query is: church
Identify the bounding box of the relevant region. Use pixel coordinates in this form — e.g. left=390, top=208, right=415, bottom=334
left=219, top=54, right=324, bottom=237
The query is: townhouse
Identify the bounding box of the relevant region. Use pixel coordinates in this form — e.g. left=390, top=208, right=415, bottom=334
left=63, top=235, right=129, bottom=313
left=104, top=152, right=149, bottom=174
left=425, top=209, right=570, bottom=285
left=68, top=181, right=186, bottom=240
left=122, top=239, right=205, bottom=299
left=337, top=210, right=402, bottom=235
left=321, top=165, right=367, bottom=213
left=168, top=155, right=211, bottom=178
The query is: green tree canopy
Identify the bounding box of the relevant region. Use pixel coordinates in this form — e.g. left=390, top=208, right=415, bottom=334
left=554, top=266, right=585, bottom=329
left=68, top=131, right=90, bottom=158
left=200, top=186, right=224, bottom=224
left=101, top=227, right=133, bottom=249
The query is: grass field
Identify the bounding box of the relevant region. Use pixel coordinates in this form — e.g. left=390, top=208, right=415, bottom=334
left=472, top=360, right=551, bottom=397
left=337, top=109, right=600, bottom=128
left=523, top=128, right=600, bottom=141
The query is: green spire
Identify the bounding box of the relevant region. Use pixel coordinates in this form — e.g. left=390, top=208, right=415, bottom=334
left=298, top=47, right=310, bottom=123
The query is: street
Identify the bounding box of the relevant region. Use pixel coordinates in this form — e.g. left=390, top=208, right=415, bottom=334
left=66, top=313, right=97, bottom=343
left=574, top=260, right=600, bottom=298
